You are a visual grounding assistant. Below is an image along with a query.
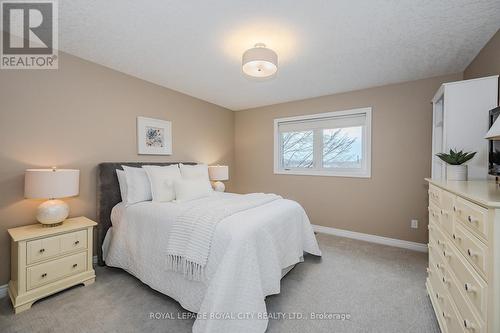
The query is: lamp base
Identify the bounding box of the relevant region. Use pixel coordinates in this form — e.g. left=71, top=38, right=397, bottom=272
left=36, top=199, right=69, bottom=226
left=212, top=181, right=226, bottom=192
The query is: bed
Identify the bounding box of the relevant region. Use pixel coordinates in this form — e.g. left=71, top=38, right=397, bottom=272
left=97, top=162, right=321, bottom=333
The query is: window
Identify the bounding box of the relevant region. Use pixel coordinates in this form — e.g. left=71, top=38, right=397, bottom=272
left=274, top=108, right=372, bottom=177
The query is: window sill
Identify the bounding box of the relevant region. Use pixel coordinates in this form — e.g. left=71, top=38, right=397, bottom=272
left=274, top=169, right=371, bottom=178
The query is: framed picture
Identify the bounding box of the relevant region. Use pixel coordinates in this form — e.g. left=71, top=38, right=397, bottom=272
left=137, top=116, right=172, bottom=155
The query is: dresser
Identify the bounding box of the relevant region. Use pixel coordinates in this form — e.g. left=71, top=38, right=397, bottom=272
left=426, top=179, right=500, bottom=333
left=8, top=217, right=97, bottom=314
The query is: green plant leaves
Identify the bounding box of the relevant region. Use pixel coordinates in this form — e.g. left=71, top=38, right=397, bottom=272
left=436, top=149, right=477, bottom=165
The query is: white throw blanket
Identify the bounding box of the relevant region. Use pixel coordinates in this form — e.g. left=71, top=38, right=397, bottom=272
left=166, top=193, right=280, bottom=280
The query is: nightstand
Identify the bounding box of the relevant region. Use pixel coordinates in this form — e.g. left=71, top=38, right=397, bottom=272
left=7, top=216, right=97, bottom=314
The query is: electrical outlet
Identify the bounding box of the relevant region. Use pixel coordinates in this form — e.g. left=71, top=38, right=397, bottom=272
left=411, top=219, right=419, bottom=229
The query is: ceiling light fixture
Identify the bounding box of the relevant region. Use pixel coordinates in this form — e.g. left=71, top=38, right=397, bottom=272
left=242, top=43, right=278, bottom=78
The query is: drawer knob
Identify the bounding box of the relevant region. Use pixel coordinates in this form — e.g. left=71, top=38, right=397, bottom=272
left=443, top=250, right=452, bottom=258
left=442, top=311, right=449, bottom=320
left=41, top=273, right=47, bottom=278
left=442, top=277, right=450, bottom=284
left=73, top=263, right=78, bottom=268
left=39, top=248, right=45, bottom=253
left=74, top=240, right=80, bottom=245
left=463, top=319, right=475, bottom=330
left=464, top=283, right=476, bottom=293
left=435, top=292, right=443, bottom=300
left=453, top=206, right=457, bottom=212
left=467, top=249, right=477, bottom=257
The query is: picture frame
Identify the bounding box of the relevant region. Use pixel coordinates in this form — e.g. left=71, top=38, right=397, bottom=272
left=137, top=116, right=172, bottom=155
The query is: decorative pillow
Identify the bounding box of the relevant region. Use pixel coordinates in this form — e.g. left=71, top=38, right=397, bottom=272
left=179, top=163, right=210, bottom=181
left=121, top=165, right=152, bottom=205
left=116, top=169, right=128, bottom=203
left=174, top=178, right=213, bottom=202
left=143, top=165, right=181, bottom=202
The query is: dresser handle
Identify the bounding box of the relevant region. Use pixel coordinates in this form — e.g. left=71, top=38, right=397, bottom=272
left=72, top=263, right=78, bottom=268
left=442, top=311, right=449, bottom=320
left=74, top=240, right=80, bottom=245
left=453, top=206, right=457, bottom=212
left=464, top=283, right=476, bottom=293
left=442, top=276, right=450, bottom=284
left=436, top=263, right=444, bottom=271
left=452, top=234, right=462, bottom=241
left=41, top=273, right=47, bottom=278
left=467, top=249, right=477, bottom=257
left=464, top=319, right=475, bottom=330
left=39, top=248, right=45, bottom=253
left=435, top=292, right=443, bottom=300
left=443, top=250, right=452, bottom=258
left=467, top=215, right=477, bottom=223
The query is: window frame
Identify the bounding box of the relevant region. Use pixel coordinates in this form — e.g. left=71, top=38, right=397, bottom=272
left=273, top=107, right=372, bottom=178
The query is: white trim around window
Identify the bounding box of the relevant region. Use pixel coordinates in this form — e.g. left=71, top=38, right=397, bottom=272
left=273, top=107, right=372, bottom=178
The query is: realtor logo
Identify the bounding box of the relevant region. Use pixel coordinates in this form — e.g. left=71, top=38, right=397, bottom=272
left=1, top=0, right=58, bottom=69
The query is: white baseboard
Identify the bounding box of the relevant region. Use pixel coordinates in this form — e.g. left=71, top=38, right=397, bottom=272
left=312, top=224, right=428, bottom=253
left=0, top=255, right=99, bottom=299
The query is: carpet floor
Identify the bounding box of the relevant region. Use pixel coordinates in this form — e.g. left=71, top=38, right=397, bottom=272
left=0, top=233, right=439, bottom=333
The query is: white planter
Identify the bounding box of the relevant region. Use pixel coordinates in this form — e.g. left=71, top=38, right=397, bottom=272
left=446, top=165, right=468, bottom=181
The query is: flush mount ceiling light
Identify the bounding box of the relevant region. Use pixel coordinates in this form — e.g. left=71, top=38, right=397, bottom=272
left=242, top=43, right=278, bottom=78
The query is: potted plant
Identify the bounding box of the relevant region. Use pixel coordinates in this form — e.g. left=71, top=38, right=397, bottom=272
left=436, top=149, right=476, bottom=181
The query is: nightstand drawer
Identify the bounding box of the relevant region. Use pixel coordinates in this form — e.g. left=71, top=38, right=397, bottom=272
left=60, top=230, right=87, bottom=254
left=27, top=236, right=61, bottom=264
left=27, top=252, right=87, bottom=290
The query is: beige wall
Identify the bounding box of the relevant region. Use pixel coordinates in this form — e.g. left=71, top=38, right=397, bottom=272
left=0, top=52, right=234, bottom=285
left=233, top=73, right=462, bottom=244
left=464, top=29, right=500, bottom=81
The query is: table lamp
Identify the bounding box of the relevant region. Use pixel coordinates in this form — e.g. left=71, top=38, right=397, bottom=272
left=208, top=165, right=229, bottom=192
left=485, top=116, right=500, bottom=140
left=24, top=168, right=80, bottom=226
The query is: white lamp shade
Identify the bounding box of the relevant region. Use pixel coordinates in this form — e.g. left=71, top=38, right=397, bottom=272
left=242, top=43, right=278, bottom=78
left=25, top=169, right=80, bottom=199
left=208, top=165, right=229, bottom=181
left=485, top=117, right=500, bottom=140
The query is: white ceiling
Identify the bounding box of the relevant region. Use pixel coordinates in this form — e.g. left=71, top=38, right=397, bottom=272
left=59, top=0, right=500, bottom=110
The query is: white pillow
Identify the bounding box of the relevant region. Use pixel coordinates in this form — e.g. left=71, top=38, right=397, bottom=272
left=143, top=165, right=181, bottom=202
left=116, top=169, right=128, bottom=203
left=174, top=178, right=213, bottom=202
left=179, top=163, right=210, bottom=181
left=122, top=165, right=152, bottom=205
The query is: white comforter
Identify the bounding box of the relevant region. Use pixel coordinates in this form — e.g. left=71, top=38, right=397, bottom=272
left=104, top=192, right=321, bottom=333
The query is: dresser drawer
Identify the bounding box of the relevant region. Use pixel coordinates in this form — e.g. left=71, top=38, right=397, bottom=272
left=443, top=244, right=487, bottom=320
left=454, top=197, right=488, bottom=242
left=444, top=268, right=485, bottom=331
left=440, top=291, right=465, bottom=333
left=60, top=230, right=87, bottom=254
left=429, top=203, right=442, bottom=228
left=27, top=252, right=87, bottom=290
left=27, top=236, right=61, bottom=264
left=429, top=223, right=447, bottom=256
left=452, top=222, right=488, bottom=280
left=427, top=277, right=448, bottom=333
left=429, top=184, right=442, bottom=206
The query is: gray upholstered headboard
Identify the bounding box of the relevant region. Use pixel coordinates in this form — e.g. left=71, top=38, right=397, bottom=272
left=96, top=162, right=196, bottom=265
